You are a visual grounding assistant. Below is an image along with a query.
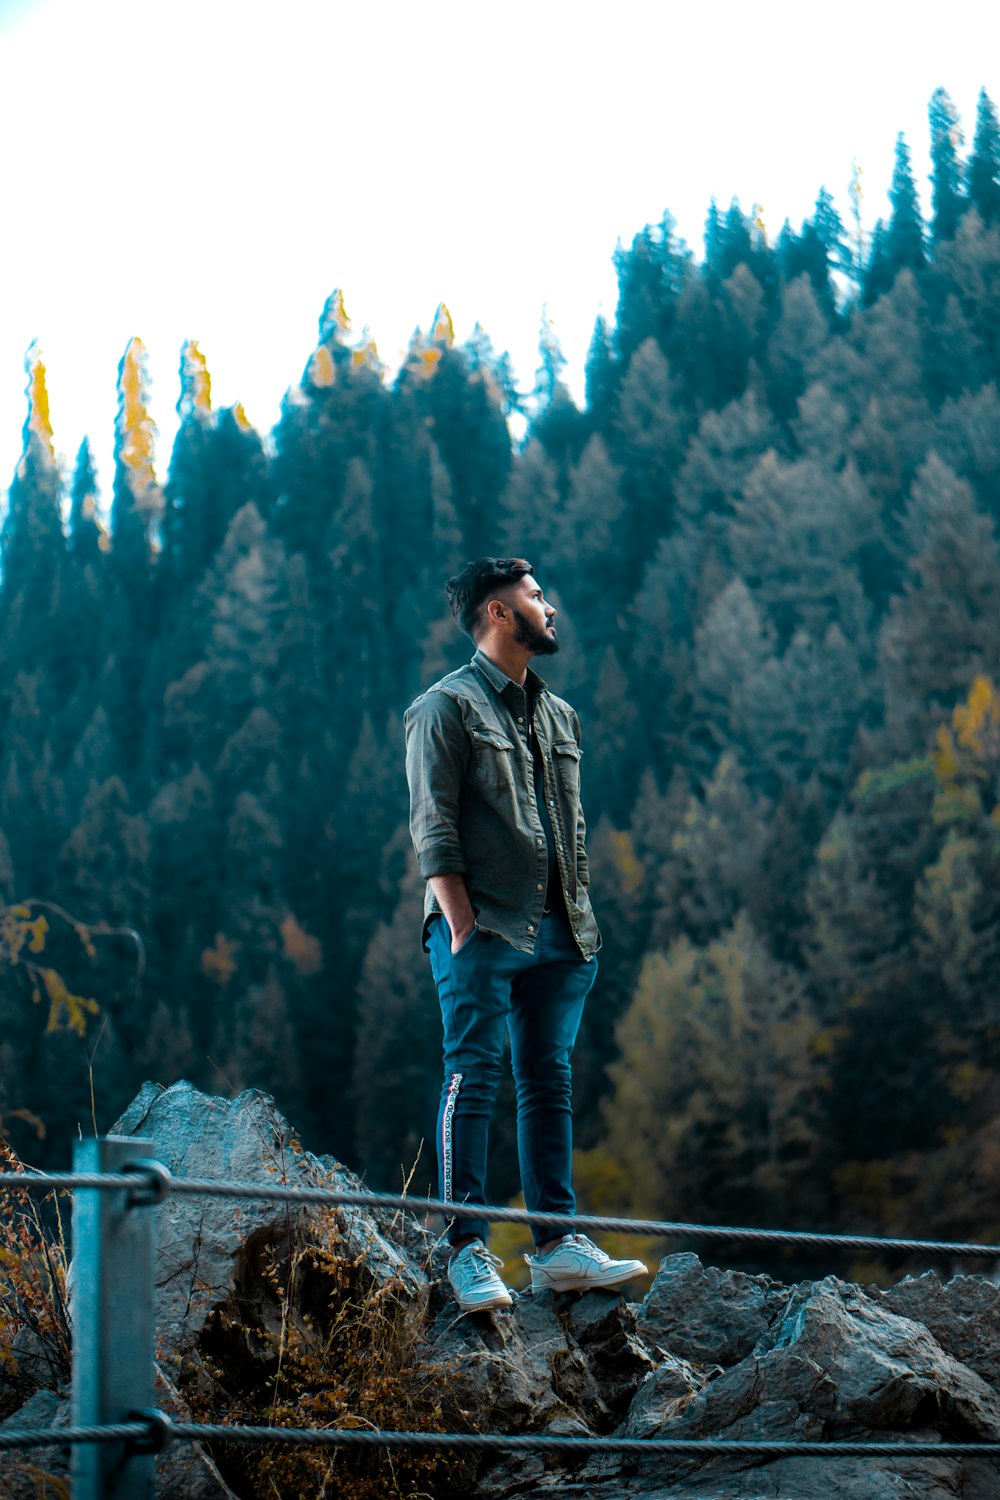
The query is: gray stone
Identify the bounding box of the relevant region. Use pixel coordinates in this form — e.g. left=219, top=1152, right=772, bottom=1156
left=621, top=1349, right=709, bottom=1439
left=637, top=1251, right=791, bottom=1367
left=0, top=1388, right=68, bottom=1497
left=110, top=1079, right=429, bottom=1371
left=558, top=1289, right=660, bottom=1419
left=153, top=1360, right=242, bottom=1498
left=876, top=1270, right=1000, bottom=1392
left=593, top=1274, right=1000, bottom=1500
left=0, top=1376, right=239, bottom=1499
left=30, top=1086, right=1000, bottom=1500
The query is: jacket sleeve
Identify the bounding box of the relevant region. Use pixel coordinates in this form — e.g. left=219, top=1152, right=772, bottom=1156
left=404, top=691, right=470, bottom=878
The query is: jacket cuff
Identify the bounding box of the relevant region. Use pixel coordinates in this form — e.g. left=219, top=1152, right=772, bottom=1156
left=416, top=844, right=467, bottom=879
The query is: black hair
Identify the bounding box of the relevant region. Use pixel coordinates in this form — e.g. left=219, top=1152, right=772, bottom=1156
left=445, top=557, right=535, bottom=639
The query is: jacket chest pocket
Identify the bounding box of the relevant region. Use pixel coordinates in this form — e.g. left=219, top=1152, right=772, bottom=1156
left=468, top=725, right=516, bottom=791
left=553, top=739, right=582, bottom=797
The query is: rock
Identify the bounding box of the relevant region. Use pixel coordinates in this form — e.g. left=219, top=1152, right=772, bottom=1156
left=637, top=1251, right=790, bottom=1367
left=420, top=1284, right=664, bottom=1498
left=0, top=1376, right=239, bottom=1499
left=559, top=1290, right=660, bottom=1420
left=876, top=1269, right=1000, bottom=1391
left=110, top=1079, right=430, bottom=1372
left=620, top=1350, right=710, bottom=1439
left=153, top=1361, right=243, bottom=1498
left=0, top=1388, right=69, bottom=1497
left=594, top=1272, right=1000, bottom=1499
left=23, top=1086, right=1000, bottom=1500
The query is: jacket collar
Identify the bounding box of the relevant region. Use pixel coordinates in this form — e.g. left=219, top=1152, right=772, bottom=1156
left=472, top=648, right=548, bottom=698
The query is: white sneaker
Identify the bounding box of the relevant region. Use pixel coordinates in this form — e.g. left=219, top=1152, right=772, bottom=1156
left=525, top=1234, right=648, bottom=1293
left=447, top=1240, right=514, bottom=1311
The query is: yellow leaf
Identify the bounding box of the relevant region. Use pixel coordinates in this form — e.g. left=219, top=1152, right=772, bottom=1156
left=27, top=915, right=49, bottom=953
left=201, top=932, right=240, bottom=985
left=23, top=341, right=55, bottom=461
left=40, top=968, right=99, bottom=1037
left=430, top=303, right=454, bottom=346
left=280, top=914, right=324, bottom=978
left=309, top=345, right=335, bottom=389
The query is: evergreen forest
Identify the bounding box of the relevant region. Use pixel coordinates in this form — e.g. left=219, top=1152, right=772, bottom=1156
left=3, top=87, right=1000, bottom=1271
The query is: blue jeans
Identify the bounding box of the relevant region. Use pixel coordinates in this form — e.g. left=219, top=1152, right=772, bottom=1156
left=427, top=911, right=597, bottom=1247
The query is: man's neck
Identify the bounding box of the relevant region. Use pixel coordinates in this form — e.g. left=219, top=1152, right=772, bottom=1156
left=476, top=641, right=531, bottom=687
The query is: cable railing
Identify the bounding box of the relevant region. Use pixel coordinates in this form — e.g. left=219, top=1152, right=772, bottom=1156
left=2, top=1137, right=999, bottom=1498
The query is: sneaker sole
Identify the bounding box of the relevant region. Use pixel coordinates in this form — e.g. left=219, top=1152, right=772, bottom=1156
left=452, top=1291, right=513, bottom=1311
left=530, top=1267, right=644, bottom=1293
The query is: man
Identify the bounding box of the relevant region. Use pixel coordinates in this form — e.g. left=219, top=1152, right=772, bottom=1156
left=404, top=557, right=646, bottom=1311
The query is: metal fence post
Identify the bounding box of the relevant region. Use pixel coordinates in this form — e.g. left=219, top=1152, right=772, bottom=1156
left=72, top=1135, right=157, bottom=1499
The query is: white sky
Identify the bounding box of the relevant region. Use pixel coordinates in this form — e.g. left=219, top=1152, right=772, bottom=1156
left=0, top=0, right=997, bottom=506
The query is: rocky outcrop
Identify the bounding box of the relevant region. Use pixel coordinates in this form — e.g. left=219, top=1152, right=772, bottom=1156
left=2, top=1082, right=1000, bottom=1499
left=113, top=1079, right=431, bottom=1375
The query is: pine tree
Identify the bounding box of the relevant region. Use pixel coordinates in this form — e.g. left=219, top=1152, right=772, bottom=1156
left=530, top=309, right=585, bottom=467
left=745, top=623, right=869, bottom=797
left=226, top=965, right=304, bottom=1103
left=68, top=439, right=105, bottom=565
left=929, top=88, right=966, bottom=247
left=969, top=88, right=1000, bottom=225
left=776, top=189, right=846, bottom=312
left=550, top=434, right=625, bottom=621
left=885, top=134, right=927, bottom=277
left=931, top=384, right=1000, bottom=514
left=766, top=274, right=832, bottom=422
left=879, top=456, right=1000, bottom=754
left=0, top=345, right=66, bottom=683
left=931, top=204, right=1000, bottom=387
left=613, top=338, right=687, bottom=552
left=689, top=577, right=773, bottom=774
left=611, top=212, right=691, bottom=363
left=105, top=337, right=162, bottom=767
left=272, top=291, right=387, bottom=564
left=110, top=336, right=160, bottom=582
left=584, top=314, right=618, bottom=430
left=651, top=754, right=770, bottom=948
left=727, top=450, right=875, bottom=645
left=674, top=388, right=778, bottom=561
left=162, top=342, right=271, bottom=606
left=498, top=440, right=561, bottom=558
left=397, top=311, right=512, bottom=557
left=351, top=862, right=441, bottom=1191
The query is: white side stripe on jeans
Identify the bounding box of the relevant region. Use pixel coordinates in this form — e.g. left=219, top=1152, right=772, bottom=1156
left=440, top=1071, right=463, bottom=1206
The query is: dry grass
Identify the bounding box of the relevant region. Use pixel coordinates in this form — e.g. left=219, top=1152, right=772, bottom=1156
left=187, top=1204, right=474, bottom=1499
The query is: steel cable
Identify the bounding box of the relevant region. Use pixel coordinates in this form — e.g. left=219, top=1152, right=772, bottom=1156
left=3, top=1166, right=1000, bottom=1258
left=2, top=1414, right=1000, bottom=1462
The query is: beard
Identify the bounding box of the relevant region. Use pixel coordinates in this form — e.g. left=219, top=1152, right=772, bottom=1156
left=512, top=606, right=560, bottom=656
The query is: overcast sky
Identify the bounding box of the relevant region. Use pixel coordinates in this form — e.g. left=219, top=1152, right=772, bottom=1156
left=0, top=0, right=997, bottom=504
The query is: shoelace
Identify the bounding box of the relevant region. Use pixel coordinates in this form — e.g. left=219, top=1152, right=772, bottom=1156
left=564, top=1234, right=610, bottom=1262
left=467, top=1245, right=505, bottom=1281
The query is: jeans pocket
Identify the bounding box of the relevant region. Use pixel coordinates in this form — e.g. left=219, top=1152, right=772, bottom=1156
left=451, top=926, right=479, bottom=956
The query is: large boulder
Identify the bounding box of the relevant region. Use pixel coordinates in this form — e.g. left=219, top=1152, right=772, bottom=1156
left=111, top=1079, right=432, bottom=1372
left=876, top=1270, right=1000, bottom=1392
left=637, top=1252, right=791, bottom=1368
left=575, top=1272, right=1000, bottom=1500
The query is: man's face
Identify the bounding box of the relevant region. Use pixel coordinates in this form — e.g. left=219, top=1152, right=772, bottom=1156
left=508, top=574, right=559, bottom=656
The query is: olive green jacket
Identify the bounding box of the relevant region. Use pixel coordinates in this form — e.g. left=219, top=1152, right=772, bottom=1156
left=404, top=649, right=600, bottom=959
